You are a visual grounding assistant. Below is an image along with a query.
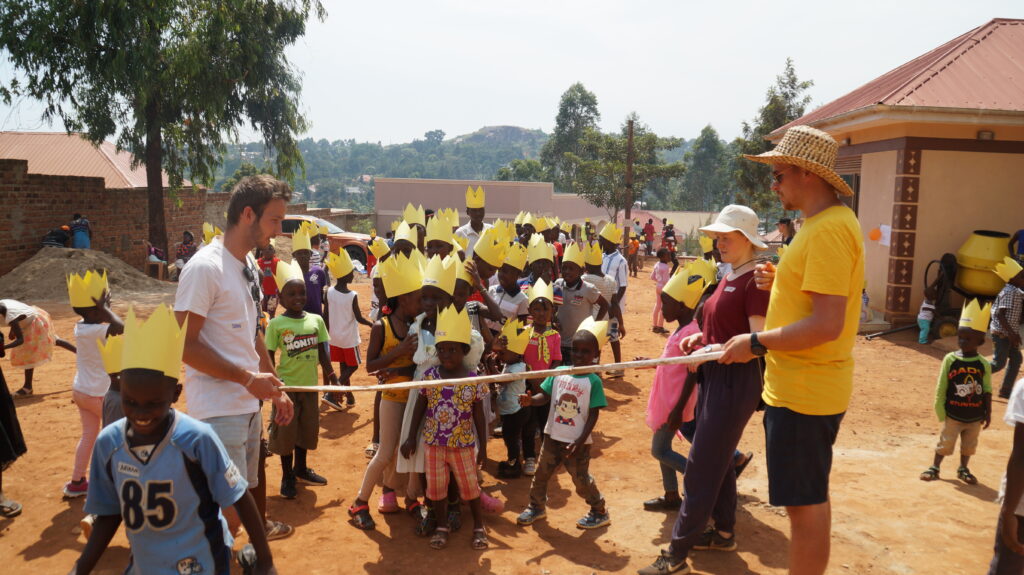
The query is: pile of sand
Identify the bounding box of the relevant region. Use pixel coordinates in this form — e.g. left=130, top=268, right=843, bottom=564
left=0, top=248, right=175, bottom=303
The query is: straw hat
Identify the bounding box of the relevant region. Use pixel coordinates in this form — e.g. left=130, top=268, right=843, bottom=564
left=744, top=125, right=853, bottom=196
left=699, top=205, right=768, bottom=249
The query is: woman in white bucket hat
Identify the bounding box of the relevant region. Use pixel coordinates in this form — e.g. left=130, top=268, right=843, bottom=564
left=638, top=203, right=770, bottom=575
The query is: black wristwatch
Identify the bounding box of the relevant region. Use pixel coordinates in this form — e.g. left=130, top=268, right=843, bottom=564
left=750, top=332, right=767, bottom=356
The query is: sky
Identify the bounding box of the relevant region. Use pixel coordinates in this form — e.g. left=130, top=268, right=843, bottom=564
left=2, top=1, right=1022, bottom=145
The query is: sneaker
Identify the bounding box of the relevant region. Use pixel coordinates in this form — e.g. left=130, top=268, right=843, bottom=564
left=345, top=392, right=356, bottom=406
left=643, top=495, right=682, bottom=511
left=693, top=526, right=737, bottom=551
left=63, top=479, right=89, bottom=498
left=516, top=505, right=547, bottom=526
left=294, top=467, right=328, bottom=485
left=280, top=474, right=297, bottom=499
left=322, top=392, right=344, bottom=411
left=493, top=426, right=503, bottom=438
left=523, top=458, right=537, bottom=476
left=497, top=459, right=522, bottom=479
left=637, top=550, right=690, bottom=575
left=576, top=509, right=611, bottom=530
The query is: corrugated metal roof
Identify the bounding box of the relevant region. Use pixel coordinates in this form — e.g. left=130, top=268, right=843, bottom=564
left=774, top=18, right=1024, bottom=136
left=0, top=131, right=181, bottom=188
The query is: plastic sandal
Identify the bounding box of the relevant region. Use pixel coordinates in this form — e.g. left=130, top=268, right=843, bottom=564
left=348, top=504, right=376, bottom=530
left=364, top=443, right=379, bottom=459
left=958, top=466, right=978, bottom=485
left=480, top=492, right=504, bottom=514
left=0, top=499, right=22, bottom=518
left=264, top=519, right=293, bottom=541
left=429, top=527, right=450, bottom=550
left=405, top=500, right=424, bottom=518
left=472, top=528, right=490, bottom=550
left=920, top=466, right=940, bottom=481
left=735, top=452, right=754, bottom=479
left=12, top=388, right=32, bottom=398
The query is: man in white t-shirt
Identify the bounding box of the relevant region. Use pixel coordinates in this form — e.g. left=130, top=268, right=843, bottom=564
left=175, top=174, right=296, bottom=540
left=455, top=187, right=492, bottom=260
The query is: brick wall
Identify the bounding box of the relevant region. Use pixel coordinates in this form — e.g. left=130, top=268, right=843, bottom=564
left=0, top=159, right=219, bottom=276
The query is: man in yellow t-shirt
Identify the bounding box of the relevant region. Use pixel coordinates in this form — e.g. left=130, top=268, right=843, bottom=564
left=719, top=125, right=864, bottom=575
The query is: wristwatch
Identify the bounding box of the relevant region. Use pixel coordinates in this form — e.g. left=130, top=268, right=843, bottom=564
left=750, top=332, right=767, bottom=357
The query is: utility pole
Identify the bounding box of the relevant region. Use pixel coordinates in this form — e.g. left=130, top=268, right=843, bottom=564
left=622, top=119, right=634, bottom=250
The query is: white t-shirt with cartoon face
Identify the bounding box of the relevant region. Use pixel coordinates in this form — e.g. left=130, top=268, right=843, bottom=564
left=540, top=370, right=608, bottom=444
left=174, top=239, right=261, bottom=421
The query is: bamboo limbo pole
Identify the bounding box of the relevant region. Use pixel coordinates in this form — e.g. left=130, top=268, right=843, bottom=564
left=282, top=351, right=725, bottom=393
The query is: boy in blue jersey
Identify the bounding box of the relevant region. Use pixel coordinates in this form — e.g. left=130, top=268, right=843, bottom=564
left=72, top=305, right=276, bottom=575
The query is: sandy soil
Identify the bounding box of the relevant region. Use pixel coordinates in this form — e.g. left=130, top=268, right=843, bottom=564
left=0, top=270, right=1011, bottom=574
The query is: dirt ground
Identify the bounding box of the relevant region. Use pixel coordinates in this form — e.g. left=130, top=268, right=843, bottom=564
left=0, top=270, right=1012, bottom=574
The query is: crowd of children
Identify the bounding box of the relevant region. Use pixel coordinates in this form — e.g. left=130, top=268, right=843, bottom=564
left=3, top=173, right=1024, bottom=573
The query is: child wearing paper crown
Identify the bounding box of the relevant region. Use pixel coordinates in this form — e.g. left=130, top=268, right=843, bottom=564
left=561, top=243, right=610, bottom=362
left=492, top=319, right=532, bottom=479
left=264, top=261, right=336, bottom=500
left=401, top=304, right=490, bottom=551
left=291, top=222, right=329, bottom=317
left=990, top=257, right=1024, bottom=399
left=64, top=272, right=124, bottom=500
left=349, top=253, right=421, bottom=531
left=516, top=317, right=611, bottom=531
left=484, top=243, right=531, bottom=333
left=920, top=299, right=993, bottom=485
left=522, top=279, right=564, bottom=476
left=73, top=305, right=277, bottom=575
left=322, top=251, right=373, bottom=410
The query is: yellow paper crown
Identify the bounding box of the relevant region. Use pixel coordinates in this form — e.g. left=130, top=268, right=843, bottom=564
left=662, top=260, right=711, bottom=309
left=450, top=254, right=473, bottom=284
left=534, top=216, right=550, bottom=232
left=274, top=259, right=305, bottom=291
left=577, top=316, right=610, bottom=348
left=390, top=219, right=400, bottom=232
left=394, top=221, right=419, bottom=245
left=452, top=234, right=469, bottom=251
left=959, top=299, right=992, bottom=332
left=689, top=257, right=718, bottom=284
left=504, top=242, right=528, bottom=271
left=121, top=304, right=187, bottom=378
left=527, top=234, right=553, bottom=263
left=327, top=250, right=355, bottom=278
left=995, top=256, right=1024, bottom=283
left=437, top=207, right=460, bottom=230
left=435, top=304, right=471, bottom=345
left=528, top=277, right=554, bottom=305
left=562, top=242, right=586, bottom=268
left=699, top=235, right=714, bottom=254
left=292, top=221, right=313, bottom=252
left=599, top=222, right=623, bottom=244
left=466, top=185, right=486, bottom=209
left=422, top=254, right=457, bottom=295
left=522, top=213, right=536, bottom=230
left=96, top=334, right=124, bottom=374
left=492, top=220, right=514, bottom=245
left=368, top=237, right=390, bottom=259
left=403, top=203, right=426, bottom=227
left=202, top=222, right=223, bottom=244
left=560, top=221, right=572, bottom=234
left=67, top=270, right=108, bottom=308
left=318, top=224, right=329, bottom=235
left=514, top=211, right=526, bottom=225
left=584, top=241, right=604, bottom=266
left=474, top=230, right=507, bottom=268
left=379, top=252, right=424, bottom=297
left=425, top=216, right=453, bottom=246
left=500, top=318, right=533, bottom=355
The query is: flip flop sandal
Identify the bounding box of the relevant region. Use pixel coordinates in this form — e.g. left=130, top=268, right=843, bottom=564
left=429, top=527, right=450, bottom=550
left=13, top=388, right=32, bottom=398
left=735, top=452, right=754, bottom=479
left=0, top=499, right=22, bottom=518
left=364, top=443, right=379, bottom=459
left=472, top=528, right=490, bottom=550
left=405, top=500, right=424, bottom=518
left=958, top=467, right=978, bottom=485
left=920, top=466, right=940, bottom=481
left=348, top=504, right=376, bottom=530
left=264, top=519, right=293, bottom=541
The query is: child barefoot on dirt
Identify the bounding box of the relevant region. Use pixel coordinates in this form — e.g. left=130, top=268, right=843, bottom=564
left=72, top=305, right=276, bottom=574
left=401, top=304, right=490, bottom=550
left=517, top=318, right=610, bottom=530
left=265, top=265, right=337, bottom=500
left=322, top=252, right=372, bottom=410
left=920, top=300, right=992, bottom=485
left=0, top=298, right=76, bottom=397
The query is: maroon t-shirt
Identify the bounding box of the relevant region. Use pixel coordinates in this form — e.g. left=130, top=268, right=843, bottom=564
left=701, top=270, right=770, bottom=345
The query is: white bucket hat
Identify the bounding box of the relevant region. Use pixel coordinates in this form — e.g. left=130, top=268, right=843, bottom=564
left=699, top=204, right=768, bottom=250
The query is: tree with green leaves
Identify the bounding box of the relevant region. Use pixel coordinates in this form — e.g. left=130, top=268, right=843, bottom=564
left=566, top=114, right=685, bottom=221
left=0, top=1, right=326, bottom=253
left=220, top=162, right=275, bottom=193
left=495, top=159, right=550, bottom=182
left=540, top=83, right=600, bottom=194
left=681, top=125, right=732, bottom=212
left=733, top=58, right=813, bottom=217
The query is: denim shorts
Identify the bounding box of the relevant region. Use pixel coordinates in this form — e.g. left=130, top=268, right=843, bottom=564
left=764, top=405, right=844, bottom=507
left=203, top=411, right=262, bottom=488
